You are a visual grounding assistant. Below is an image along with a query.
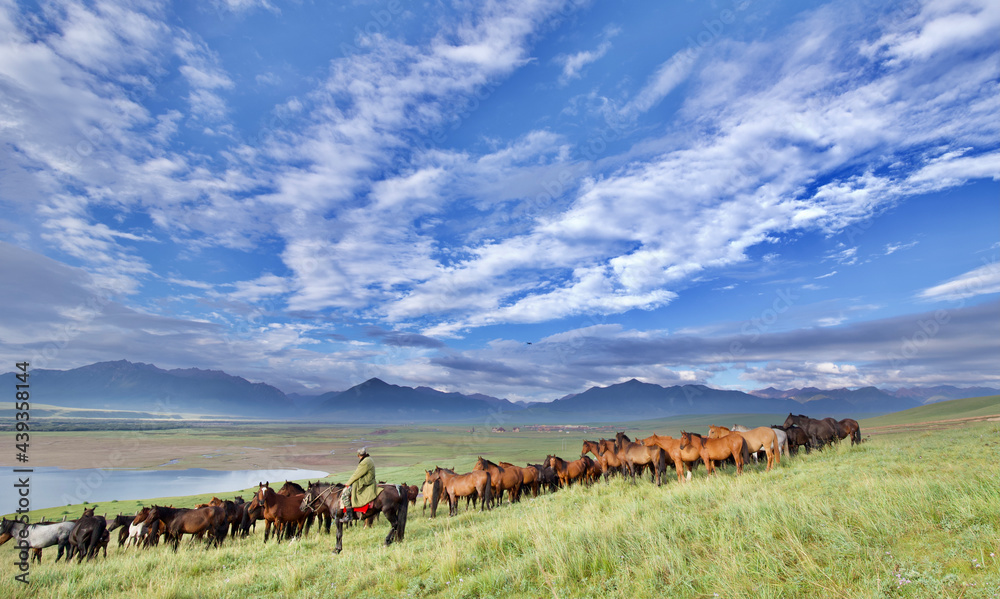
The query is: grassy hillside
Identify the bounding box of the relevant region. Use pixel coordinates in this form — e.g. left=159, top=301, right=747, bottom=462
left=861, top=394, right=1000, bottom=427
left=3, top=420, right=999, bottom=599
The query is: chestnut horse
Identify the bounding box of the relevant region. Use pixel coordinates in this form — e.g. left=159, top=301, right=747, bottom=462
left=640, top=433, right=703, bottom=483
left=145, top=505, right=227, bottom=551
left=543, top=455, right=591, bottom=487
left=679, top=431, right=749, bottom=475
left=580, top=440, right=602, bottom=459
left=425, top=467, right=492, bottom=517
left=711, top=425, right=779, bottom=471
left=474, top=457, right=523, bottom=505
left=251, top=482, right=310, bottom=543
left=500, top=462, right=540, bottom=498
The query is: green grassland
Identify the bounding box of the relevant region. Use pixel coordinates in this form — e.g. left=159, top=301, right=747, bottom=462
left=861, top=395, right=1000, bottom=427
left=3, top=398, right=1000, bottom=598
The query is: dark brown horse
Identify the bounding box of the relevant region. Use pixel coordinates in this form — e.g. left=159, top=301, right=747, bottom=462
left=300, top=481, right=408, bottom=554
left=208, top=497, right=244, bottom=540
left=783, top=414, right=838, bottom=449
left=425, top=467, right=492, bottom=517
left=474, top=457, right=523, bottom=505
left=251, top=482, right=310, bottom=543
left=68, top=506, right=106, bottom=562
left=679, top=431, right=749, bottom=475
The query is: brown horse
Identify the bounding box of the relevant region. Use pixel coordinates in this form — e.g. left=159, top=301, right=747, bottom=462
left=143, top=505, right=225, bottom=552
left=710, top=425, right=779, bottom=471
left=543, top=455, right=590, bottom=487
left=251, top=482, right=310, bottom=543
left=500, top=462, right=540, bottom=498
left=474, top=457, right=523, bottom=505
left=580, top=439, right=601, bottom=458
left=838, top=418, right=862, bottom=445
left=616, top=441, right=666, bottom=485
left=640, top=433, right=703, bottom=483
left=300, top=481, right=408, bottom=554
left=680, top=431, right=749, bottom=475
left=425, top=467, right=492, bottom=517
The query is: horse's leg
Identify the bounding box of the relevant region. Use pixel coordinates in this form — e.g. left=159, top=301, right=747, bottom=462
left=333, top=515, right=343, bottom=554
left=383, top=508, right=397, bottom=546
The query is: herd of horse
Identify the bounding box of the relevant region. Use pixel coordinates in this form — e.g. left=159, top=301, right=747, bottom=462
left=0, top=412, right=858, bottom=559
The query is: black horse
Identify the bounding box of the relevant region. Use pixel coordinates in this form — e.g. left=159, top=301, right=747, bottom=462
left=300, top=481, right=408, bottom=554
left=68, top=507, right=106, bottom=562
left=783, top=414, right=838, bottom=449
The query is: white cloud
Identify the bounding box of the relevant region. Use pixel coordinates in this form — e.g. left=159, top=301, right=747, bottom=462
left=919, top=262, right=1000, bottom=301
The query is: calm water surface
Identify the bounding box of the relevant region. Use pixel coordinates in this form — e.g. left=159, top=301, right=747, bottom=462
left=2, top=467, right=329, bottom=513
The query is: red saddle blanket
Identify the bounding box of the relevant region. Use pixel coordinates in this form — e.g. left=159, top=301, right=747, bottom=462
left=353, top=501, right=374, bottom=515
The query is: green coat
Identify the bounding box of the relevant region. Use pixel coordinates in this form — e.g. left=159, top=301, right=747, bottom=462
left=346, top=456, right=381, bottom=506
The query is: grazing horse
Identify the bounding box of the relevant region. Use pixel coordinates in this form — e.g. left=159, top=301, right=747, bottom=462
left=680, top=431, right=749, bottom=475
left=68, top=506, right=106, bottom=562
left=252, top=483, right=310, bottom=543
left=783, top=414, right=838, bottom=449
left=616, top=441, right=666, bottom=485
left=425, top=467, right=492, bottom=517
left=0, top=518, right=75, bottom=563
left=712, top=425, right=780, bottom=471
left=839, top=418, right=862, bottom=445
left=474, top=457, right=523, bottom=505
left=300, top=480, right=408, bottom=554
left=640, top=433, right=703, bottom=483
left=543, top=455, right=591, bottom=487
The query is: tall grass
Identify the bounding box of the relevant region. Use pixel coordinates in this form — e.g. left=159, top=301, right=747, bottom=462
left=4, top=421, right=999, bottom=598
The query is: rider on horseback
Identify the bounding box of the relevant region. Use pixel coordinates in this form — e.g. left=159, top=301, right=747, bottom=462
left=339, top=447, right=378, bottom=524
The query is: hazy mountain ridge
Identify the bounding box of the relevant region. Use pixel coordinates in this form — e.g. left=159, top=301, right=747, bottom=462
left=4, top=360, right=997, bottom=422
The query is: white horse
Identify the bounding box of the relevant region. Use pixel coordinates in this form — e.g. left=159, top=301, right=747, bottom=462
left=732, top=424, right=789, bottom=462
left=0, top=518, right=76, bottom=562
left=123, top=520, right=148, bottom=549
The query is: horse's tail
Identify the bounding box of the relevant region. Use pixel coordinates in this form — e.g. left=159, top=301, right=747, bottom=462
left=395, top=492, right=408, bottom=542
left=740, top=438, right=750, bottom=467
left=483, top=472, right=493, bottom=511
left=852, top=424, right=861, bottom=445
left=429, top=479, right=441, bottom=518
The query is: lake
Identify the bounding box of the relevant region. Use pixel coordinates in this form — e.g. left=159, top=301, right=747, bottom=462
left=2, top=467, right=329, bottom=512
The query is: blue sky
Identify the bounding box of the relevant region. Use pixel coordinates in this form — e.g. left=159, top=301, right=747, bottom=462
left=1, top=0, right=998, bottom=402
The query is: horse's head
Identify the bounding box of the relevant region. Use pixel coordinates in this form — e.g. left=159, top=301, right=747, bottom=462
left=679, top=431, right=693, bottom=450
left=233, top=496, right=244, bottom=504
left=81, top=506, right=96, bottom=518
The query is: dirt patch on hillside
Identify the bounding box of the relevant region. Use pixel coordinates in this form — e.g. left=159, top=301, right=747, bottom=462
left=866, top=414, right=1000, bottom=435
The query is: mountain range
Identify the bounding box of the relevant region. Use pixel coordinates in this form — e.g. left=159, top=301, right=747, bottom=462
left=3, top=360, right=997, bottom=423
